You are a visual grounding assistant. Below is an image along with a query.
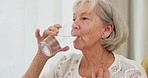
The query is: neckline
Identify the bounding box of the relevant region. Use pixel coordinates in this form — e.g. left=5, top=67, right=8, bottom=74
left=75, top=52, right=117, bottom=77
left=108, top=52, right=117, bottom=70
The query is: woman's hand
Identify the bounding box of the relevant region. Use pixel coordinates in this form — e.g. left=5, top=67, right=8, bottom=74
left=35, top=24, right=69, bottom=58
left=92, top=68, right=110, bottom=78
left=22, top=24, right=69, bottom=78
left=83, top=68, right=110, bottom=78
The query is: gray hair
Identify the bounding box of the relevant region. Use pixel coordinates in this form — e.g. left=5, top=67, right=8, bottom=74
left=73, top=0, right=129, bottom=51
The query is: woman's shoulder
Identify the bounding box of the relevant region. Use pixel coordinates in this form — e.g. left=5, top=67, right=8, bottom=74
left=40, top=52, right=82, bottom=78
left=113, top=53, right=147, bottom=77
left=115, top=53, right=142, bottom=68
left=54, top=51, right=82, bottom=60
left=50, top=51, right=82, bottom=66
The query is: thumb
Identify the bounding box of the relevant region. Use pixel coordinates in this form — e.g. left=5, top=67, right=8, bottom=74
left=35, top=28, right=42, bottom=42
left=60, top=46, right=70, bottom=51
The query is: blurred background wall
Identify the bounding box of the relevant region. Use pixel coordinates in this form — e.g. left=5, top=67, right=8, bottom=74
left=0, top=0, right=147, bottom=77
left=129, top=0, right=148, bottom=63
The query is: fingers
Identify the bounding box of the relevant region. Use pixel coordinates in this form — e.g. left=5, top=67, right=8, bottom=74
left=42, top=29, right=56, bottom=38
left=92, top=68, right=110, bottom=78
left=103, top=69, right=110, bottom=78
left=60, top=46, right=70, bottom=51
left=83, top=69, right=110, bottom=78
left=48, top=24, right=62, bottom=32
left=42, top=24, right=62, bottom=38
left=97, top=68, right=103, bottom=78
left=51, top=24, right=62, bottom=29
left=35, top=28, right=42, bottom=42
left=92, top=73, right=96, bottom=78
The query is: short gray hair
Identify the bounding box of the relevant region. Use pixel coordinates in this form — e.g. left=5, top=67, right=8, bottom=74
left=73, top=0, right=129, bottom=51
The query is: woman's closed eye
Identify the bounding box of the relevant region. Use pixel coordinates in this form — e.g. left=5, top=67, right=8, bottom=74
left=82, top=17, right=89, bottom=21
left=72, top=16, right=89, bottom=22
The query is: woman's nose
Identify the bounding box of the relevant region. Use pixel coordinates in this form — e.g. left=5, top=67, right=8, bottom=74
left=72, top=22, right=80, bottom=30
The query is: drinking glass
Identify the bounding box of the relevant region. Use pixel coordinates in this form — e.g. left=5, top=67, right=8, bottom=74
left=39, top=23, right=76, bottom=57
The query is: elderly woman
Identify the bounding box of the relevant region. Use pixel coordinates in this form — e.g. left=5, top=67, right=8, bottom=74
left=23, top=0, right=147, bottom=78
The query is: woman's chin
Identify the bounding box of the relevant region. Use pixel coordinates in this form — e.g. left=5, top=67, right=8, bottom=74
left=73, top=37, right=84, bottom=50
left=73, top=41, right=83, bottom=50
left=73, top=41, right=80, bottom=50
left=73, top=42, right=79, bottom=49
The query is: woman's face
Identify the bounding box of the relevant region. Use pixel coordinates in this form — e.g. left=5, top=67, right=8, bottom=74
left=71, top=2, right=105, bottom=50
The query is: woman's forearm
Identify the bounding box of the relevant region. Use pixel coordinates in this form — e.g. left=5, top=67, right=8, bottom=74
left=22, top=52, right=49, bottom=78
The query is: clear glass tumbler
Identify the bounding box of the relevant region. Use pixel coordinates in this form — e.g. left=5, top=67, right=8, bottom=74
left=39, top=23, right=76, bottom=57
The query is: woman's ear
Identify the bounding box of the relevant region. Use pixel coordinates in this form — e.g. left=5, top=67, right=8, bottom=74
left=102, top=24, right=114, bottom=39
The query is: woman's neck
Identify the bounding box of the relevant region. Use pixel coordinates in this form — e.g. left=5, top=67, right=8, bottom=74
left=78, top=44, right=115, bottom=78
left=80, top=43, right=113, bottom=69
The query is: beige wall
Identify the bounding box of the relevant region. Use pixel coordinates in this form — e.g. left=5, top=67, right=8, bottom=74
left=129, top=0, right=148, bottom=62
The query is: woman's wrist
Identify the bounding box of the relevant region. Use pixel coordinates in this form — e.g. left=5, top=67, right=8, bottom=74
left=36, top=50, right=50, bottom=61
left=22, top=51, right=49, bottom=78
